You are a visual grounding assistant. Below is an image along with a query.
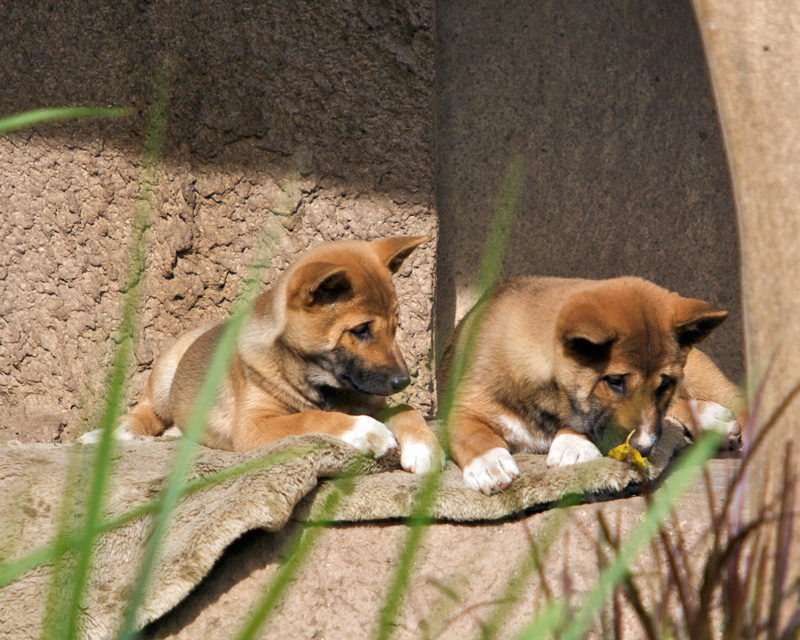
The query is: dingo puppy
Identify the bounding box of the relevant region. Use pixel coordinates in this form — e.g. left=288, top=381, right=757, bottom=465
left=81, top=237, right=444, bottom=474
left=440, top=276, right=744, bottom=494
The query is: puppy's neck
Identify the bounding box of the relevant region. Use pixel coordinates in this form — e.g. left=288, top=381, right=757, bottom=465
left=240, top=343, right=323, bottom=412
left=237, top=285, right=328, bottom=411
left=238, top=289, right=286, bottom=352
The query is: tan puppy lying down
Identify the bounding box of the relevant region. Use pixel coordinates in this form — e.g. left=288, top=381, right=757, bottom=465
left=80, top=237, right=444, bottom=475
left=440, top=276, right=744, bottom=494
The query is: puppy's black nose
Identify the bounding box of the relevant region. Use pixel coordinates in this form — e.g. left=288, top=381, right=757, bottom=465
left=389, top=373, right=410, bottom=392
left=629, top=429, right=658, bottom=458
left=633, top=441, right=655, bottom=458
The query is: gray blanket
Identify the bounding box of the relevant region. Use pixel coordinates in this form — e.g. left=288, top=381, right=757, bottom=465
left=0, top=421, right=686, bottom=639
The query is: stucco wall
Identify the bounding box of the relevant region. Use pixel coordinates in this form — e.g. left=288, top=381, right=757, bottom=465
left=0, top=0, right=436, bottom=443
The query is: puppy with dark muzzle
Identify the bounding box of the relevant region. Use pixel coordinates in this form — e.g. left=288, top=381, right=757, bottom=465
left=439, top=276, right=745, bottom=494
left=80, top=237, right=444, bottom=474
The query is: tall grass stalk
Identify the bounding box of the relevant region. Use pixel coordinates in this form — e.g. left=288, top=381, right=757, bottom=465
left=373, top=155, right=526, bottom=640
left=54, top=65, right=171, bottom=640
left=115, top=148, right=285, bottom=640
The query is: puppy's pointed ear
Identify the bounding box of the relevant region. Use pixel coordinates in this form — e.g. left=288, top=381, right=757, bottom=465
left=673, top=297, right=728, bottom=348
left=288, top=261, right=352, bottom=308
left=370, top=236, right=428, bottom=274
left=559, top=300, right=617, bottom=364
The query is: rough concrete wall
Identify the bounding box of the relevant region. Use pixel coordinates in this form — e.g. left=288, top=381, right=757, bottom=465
left=0, top=0, right=436, bottom=443
left=436, top=0, right=743, bottom=381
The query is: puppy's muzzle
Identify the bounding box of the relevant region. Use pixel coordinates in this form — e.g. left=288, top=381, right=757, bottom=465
left=628, top=429, right=658, bottom=457
left=342, top=366, right=410, bottom=396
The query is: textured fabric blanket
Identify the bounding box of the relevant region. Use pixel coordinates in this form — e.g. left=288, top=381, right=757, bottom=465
left=0, top=421, right=686, bottom=639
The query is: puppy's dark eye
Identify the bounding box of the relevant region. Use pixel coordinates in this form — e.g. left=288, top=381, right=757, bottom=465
left=603, top=375, right=626, bottom=394
left=349, top=323, right=372, bottom=340
left=656, top=376, right=677, bottom=398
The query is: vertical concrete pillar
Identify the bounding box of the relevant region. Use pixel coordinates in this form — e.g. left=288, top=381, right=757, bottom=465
left=691, top=1, right=800, bottom=499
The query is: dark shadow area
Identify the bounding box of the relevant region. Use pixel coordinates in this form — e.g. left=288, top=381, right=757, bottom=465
left=142, top=526, right=292, bottom=638
left=1, top=0, right=433, bottom=195
left=435, top=0, right=742, bottom=380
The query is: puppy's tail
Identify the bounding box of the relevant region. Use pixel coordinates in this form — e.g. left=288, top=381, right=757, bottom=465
left=76, top=398, right=169, bottom=445
left=121, top=400, right=169, bottom=437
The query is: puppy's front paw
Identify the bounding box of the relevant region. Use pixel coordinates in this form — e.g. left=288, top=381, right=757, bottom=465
left=463, top=447, right=519, bottom=495
left=400, top=439, right=446, bottom=474
left=341, top=416, right=398, bottom=459
left=546, top=433, right=602, bottom=467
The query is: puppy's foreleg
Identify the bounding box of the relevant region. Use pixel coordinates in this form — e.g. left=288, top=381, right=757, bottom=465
left=377, top=405, right=445, bottom=474
left=232, top=410, right=398, bottom=458
left=450, top=414, right=518, bottom=495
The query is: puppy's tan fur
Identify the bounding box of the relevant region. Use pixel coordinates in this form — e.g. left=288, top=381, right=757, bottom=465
left=440, top=276, right=745, bottom=494
left=116, top=237, right=443, bottom=473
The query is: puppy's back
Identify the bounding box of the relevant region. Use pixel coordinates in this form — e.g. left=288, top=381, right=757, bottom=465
left=439, top=276, right=587, bottom=396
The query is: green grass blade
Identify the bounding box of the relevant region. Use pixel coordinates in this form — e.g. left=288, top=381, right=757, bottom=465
left=0, top=106, right=129, bottom=134
left=474, top=154, right=526, bottom=297
left=114, top=307, right=248, bottom=639
left=512, top=431, right=723, bottom=640
left=436, top=154, right=525, bottom=453
left=373, top=154, right=526, bottom=640
left=40, top=443, right=95, bottom=639
left=374, top=471, right=442, bottom=640
left=55, top=69, right=170, bottom=640
left=114, top=188, right=283, bottom=640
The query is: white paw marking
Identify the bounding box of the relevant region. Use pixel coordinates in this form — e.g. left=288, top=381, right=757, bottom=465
left=463, top=447, right=519, bottom=495
left=400, top=440, right=446, bottom=474
left=546, top=433, right=602, bottom=468
left=76, top=422, right=135, bottom=445
left=340, top=415, right=397, bottom=459
left=693, top=400, right=739, bottom=436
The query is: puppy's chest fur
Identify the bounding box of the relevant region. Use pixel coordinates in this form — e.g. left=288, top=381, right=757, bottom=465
left=489, top=376, right=612, bottom=453
left=315, top=385, right=379, bottom=415
left=483, top=380, right=564, bottom=453
left=495, top=411, right=557, bottom=453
